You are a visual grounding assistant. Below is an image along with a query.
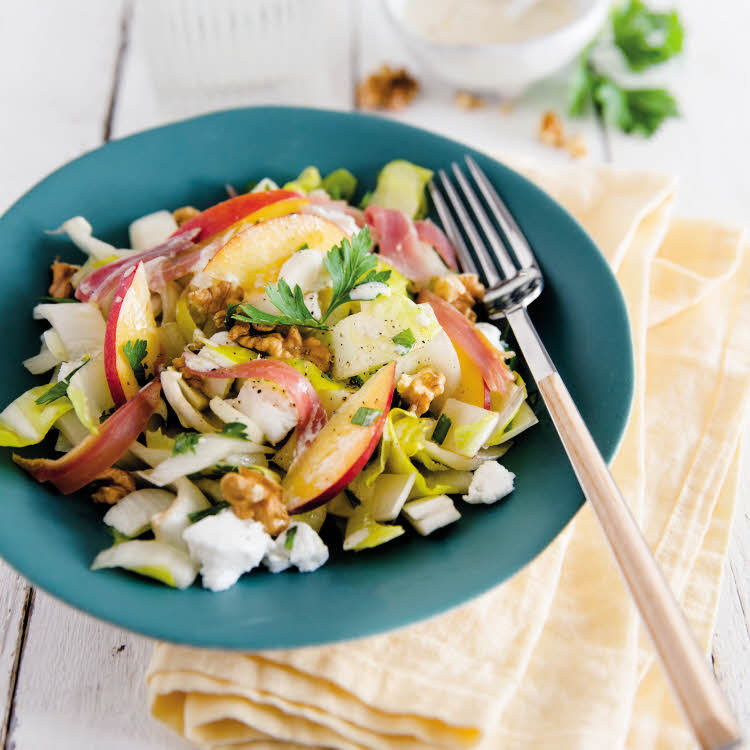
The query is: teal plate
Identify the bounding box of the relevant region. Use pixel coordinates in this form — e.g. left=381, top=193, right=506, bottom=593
left=0, top=107, right=633, bottom=649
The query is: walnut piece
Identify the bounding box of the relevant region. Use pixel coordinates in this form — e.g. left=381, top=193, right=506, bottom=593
left=188, top=281, right=244, bottom=316
left=454, top=91, right=485, bottom=110
left=172, top=354, right=207, bottom=393
left=89, top=468, right=136, bottom=505
left=221, top=467, right=290, bottom=536
left=539, top=110, right=587, bottom=159
left=228, top=324, right=332, bottom=373
left=48, top=258, right=80, bottom=299
left=397, top=367, right=446, bottom=417
left=539, top=110, right=565, bottom=147
left=432, top=273, right=485, bottom=322
left=173, top=206, right=200, bottom=226
left=356, top=65, right=419, bottom=111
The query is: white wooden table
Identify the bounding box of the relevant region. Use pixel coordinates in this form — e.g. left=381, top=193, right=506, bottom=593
left=0, top=2, right=748, bottom=747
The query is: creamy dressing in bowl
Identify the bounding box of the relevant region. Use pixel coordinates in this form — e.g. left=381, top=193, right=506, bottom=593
left=403, top=0, right=582, bottom=45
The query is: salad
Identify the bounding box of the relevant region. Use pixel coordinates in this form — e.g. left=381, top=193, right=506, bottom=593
left=1, top=160, right=537, bottom=592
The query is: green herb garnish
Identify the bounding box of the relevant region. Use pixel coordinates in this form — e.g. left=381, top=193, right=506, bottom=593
left=122, top=339, right=149, bottom=387
left=35, top=359, right=89, bottom=405
left=431, top=414, right=452, bottom=445
left=219, top=422, right=249, bottom=440
left=569, top=0, right=682, bottom=137
left=99, top=406, right=116, bottom=423
left=298, top=242, right=309, bottom=251
left=173, top=431, right=202, bottom=456
left=392, top=328, right=415, bottom=354
left=284, top=525, right=298, bottom=550
left=351, top=406, right=381, bottom=427
left=225, top=302, right=239, bottom=329
left=189, top=502, right=230, bottom=523
left=345, top=490, right=361, bottom=509
left=233, top=227, right=389, bottom=331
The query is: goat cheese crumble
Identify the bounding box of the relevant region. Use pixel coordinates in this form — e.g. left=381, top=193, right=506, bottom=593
left=462, top=461, right=516, bottom=504
left=263, top=522, right=329, bottom=573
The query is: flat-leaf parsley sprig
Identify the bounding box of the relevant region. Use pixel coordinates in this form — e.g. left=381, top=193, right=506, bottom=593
left=570, top=0, right=683, bottom=137
left=232, top=227, right=390, bottom=331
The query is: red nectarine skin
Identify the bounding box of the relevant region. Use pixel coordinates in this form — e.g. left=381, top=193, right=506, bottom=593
left=282, top=362, right=397, bottom=514
left=172, top=189, right=301, bottom=242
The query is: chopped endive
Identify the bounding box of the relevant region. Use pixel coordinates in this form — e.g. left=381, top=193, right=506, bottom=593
left=351, top=406, right=381, bottom=427
left=496, top=401, right=539, bottom=444
left=343, top=505, right=405, bottom=551
left=348, top=472, right=416, bottom=521
left=103, top=488, right=175, bottom=537
left=369, top=160, right=433, bottom=219
left=292, top=505, right=328, bottom=533
left=402, top=495, right=461, bottom=536
left=91, top=540, right=199, bottom=589
left=0, top=385, right=73, bottom=447
left=485, top=374, right=527, bottom=446
left=439, top=399, right=500, bottom=458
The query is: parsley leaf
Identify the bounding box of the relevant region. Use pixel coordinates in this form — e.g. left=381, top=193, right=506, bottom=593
left=122, top=339, right=149, bottom=387
left=612, top=0, right=683, bottom=72
left=225, top=302, right=239, bottom=329
left=219, top=422, right=249, bottom=440
left=431, top=414, right=452, bottom=445
left=233, top=227, right=379, bottom=331
left=568, top=1, right=682, bottom=137
left=189, top=502, right=230, bottom=523
left=392, top=328, right=416, bottom=354
left=284, top=525, right=298, bottom=550
left=173, top=431, right=202, bottom=456
left=37, top=296, right=80, bottom=304
left=351, top=406, right=381, bottom=427
left=35, top=359, right=89, bottom=405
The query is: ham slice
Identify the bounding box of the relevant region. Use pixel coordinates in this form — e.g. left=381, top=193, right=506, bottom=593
left=415, top=219, right=458, bottom=270
left=418, top=289, right=513, bottom=393
left=365, top=205, right=446, bottom=281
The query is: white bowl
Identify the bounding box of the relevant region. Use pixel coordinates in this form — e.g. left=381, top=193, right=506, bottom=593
left=383, top=0, right=610, bottom=98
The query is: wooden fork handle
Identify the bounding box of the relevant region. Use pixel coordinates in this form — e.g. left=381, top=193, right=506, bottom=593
left=537, top=370, right=740, bottom=750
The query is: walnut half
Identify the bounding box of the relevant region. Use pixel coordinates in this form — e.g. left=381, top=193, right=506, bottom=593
left=89, top=468, right=136, bottom=505
left=397, top=367, right=446, bottom=417
left=431, top=273, right=485, bottom=322
left=48, top=258, right=80, bottom=299
left=228, top=324, right=332, bottom=373
left=221, top=468, right=290, bottom=536
left=188, top=281, right=244, bottom=317
left=356, top=65, right=419, bottom=111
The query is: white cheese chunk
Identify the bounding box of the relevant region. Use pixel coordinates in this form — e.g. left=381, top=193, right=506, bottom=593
left=402, top=495, right=461, bottom=536
left=263, top=522, right=329, bottom=573
left=182, top=510, right=271, bottom=592
left=462, top=461, right=516, bottom=504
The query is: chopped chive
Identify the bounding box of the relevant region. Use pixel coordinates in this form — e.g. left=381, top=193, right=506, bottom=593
left=392, top=328, right=415, bottom=354
left=188, top=501, right=230, bottom=523
left=351, top=406, right=381, bottom=427
left=431, top=414, right=452, bottom=445
left=35, top=359, right=89, bottom=405
left=284, top=525, right=298, bottom=550
left=297, top=242, right=309, bottom=251
left=173, top=431, right=202, bottom=455
left=345, top=489, right=361, bottom=509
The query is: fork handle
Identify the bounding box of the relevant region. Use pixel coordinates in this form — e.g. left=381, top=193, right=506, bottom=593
left=536, top=369, right=740, bottom=750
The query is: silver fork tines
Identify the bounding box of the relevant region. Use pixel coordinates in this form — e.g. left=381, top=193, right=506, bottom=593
left=432, top=157, right=543, bottom=315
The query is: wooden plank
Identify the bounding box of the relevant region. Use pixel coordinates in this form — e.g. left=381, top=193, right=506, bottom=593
left=112, top=0, right=356, bottom=139
left=5, top=2, right=356, bottom=749
left=9, top=594, right=194, bottom=750
left=0, top=1, right=130, bottom=745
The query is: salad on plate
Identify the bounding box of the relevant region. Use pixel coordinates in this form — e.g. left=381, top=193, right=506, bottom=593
left=1, top=160, right=537, bottom=592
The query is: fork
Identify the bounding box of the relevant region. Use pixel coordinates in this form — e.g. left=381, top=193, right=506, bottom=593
left=430, top=156, right=741, bottom=750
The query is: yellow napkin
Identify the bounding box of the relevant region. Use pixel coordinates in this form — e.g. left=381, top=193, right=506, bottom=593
left=147, top=162, right=749, bottom=750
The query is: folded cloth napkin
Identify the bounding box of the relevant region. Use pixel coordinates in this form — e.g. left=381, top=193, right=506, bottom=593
left=147, top=161, right=750, bottom=750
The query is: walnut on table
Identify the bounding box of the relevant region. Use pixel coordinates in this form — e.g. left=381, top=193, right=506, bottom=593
left=454, top=91, right=485, bottom=110
left=397, top=366, right=446, bottom=417
left=431, top=273, right=485, bottom=322
left=356, top=65, right=419, bottom=111
left=48, top=258, right=80, bottom=299
left=538, top=110, right=588, bottom=159
left=228, top=323, right=332, bottom=373
left=221, top=467, right=290, bottom=536
left=172, top=205, right=200, bottom=227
